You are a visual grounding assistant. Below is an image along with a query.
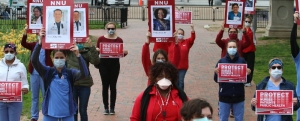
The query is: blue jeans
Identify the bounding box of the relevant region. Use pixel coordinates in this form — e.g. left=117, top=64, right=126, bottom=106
left=219, top=101, right=244, bottom=121
left=178, top=70, right=187, bottom=90
left=73, top=86, right=91, bottom=121
left=0, top=102, right=22, bottom=121
left=43, top=115, right=74, bottom=121
left=30, top=73, right=45, bottom=120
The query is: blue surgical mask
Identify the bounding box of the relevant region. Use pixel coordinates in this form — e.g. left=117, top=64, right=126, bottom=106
left=77, top=44, right=84, bottom=50
left=108, top=30, right=115, bottom=35
left=227, top=48, right=237, bottom=56
left=193, top=117, right=212, bottom=121
left=54, top=59, right=65, bottom=68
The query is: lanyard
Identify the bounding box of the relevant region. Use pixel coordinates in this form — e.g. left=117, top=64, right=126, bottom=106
left=156, top=87, right=171, bottom=120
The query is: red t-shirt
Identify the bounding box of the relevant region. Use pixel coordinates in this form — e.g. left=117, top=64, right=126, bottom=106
left=151, top=96, right=179, bottom=121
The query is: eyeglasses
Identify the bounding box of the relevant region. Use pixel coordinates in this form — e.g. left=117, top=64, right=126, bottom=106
left=245, top=21, right=251, bottom=23
left=4, top=51, right=14, bottom=54
left=271, top=66, right=282, bottom=70
left=107, top=28, right=115, bottom=30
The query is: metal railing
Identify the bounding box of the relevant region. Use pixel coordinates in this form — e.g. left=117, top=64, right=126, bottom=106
left=0, top=5, right=269, bottom=30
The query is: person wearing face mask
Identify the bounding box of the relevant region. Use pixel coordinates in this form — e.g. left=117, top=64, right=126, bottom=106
left=168, top=23, right=195, bottom=91
left=0, top=43, right=29, bottom=121
left=142, top=31, right=180, bottom=86
left=31, top=28, right=89, bottom=121
left=61, top=38, right=100, bottom=121
left=250, top=58, right=299, bottom=121
left=21, top=25, right=53, bottom=121
left=130, top=62, right=188, bottom=121
left=215, top=22, right=251, bottom=58
left=290, top=11, right=300, bottom=120
left=214, top=40, right=251, bottom=121
left=242, top=16, right=256, bottom=87
left=180, top=98, right=213, bottom=121
left=95, top=22, right=128, bottom=115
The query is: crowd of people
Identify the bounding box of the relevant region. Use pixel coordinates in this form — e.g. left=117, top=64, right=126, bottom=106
left=2, top=10, right=300, bottom=121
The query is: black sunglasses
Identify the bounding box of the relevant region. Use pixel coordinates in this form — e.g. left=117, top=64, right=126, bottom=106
left=271, top=66, right=282, bottom=70
left=245, top=21, right=251, bottom=23
left=107, top=28, right=115, bottom=30
left=4, top=51, right=15, bottom=54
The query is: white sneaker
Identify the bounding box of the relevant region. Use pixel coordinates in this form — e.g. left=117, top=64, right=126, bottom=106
left=244, top=83, right=251, bottom=87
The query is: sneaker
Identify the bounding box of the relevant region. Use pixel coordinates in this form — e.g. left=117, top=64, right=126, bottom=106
left=31, top=119, right=37, bottom=121
left=244, top=83, right=251, bottom=87
left=110, top=109, right=115, bottom=115
left=103, top=109, right=109, bottom=115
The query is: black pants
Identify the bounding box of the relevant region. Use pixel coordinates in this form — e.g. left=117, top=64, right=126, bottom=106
left=243, top=52, right=255, bottom=83
left=98, top=58, right=120, bottom=109
left=208, top=0, right=213, bottom=6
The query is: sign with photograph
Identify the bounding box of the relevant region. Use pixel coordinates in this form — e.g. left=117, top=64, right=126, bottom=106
left=175, top=11, right=192, bottom=24
left=148, top=0, right=175, bottom=43
left=73, top=3, right=89, bottom=43
left=296, top=0, right=300, bottom=25
left=27, top=0, right=43, bottom=34
left=99, top=43, right=124, bottom=58
left=224, top=0, right=245, bottom=29
left=0, top=81, right=22, bottom=102
left=244, top=0, right=255, bottom=14
left=256, top=90, right=293, bottom=115
left=42, top=0, right=74, bottom=49
left=217, top=63, right=247, bottom=83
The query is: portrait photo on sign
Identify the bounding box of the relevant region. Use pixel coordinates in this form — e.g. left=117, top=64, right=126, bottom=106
left=29, top=3, right=43, bottom=29
left=74, top=8, right=86, bottom=37
left=151, top=5, right=173, bottom=37
left=245, top=0, right=254, bottom=12
left=226, top=1, right=244, bottom=25
left=45, top=6, right=70, bottom=43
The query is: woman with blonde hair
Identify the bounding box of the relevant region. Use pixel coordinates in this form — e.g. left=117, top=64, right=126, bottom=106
left=96, top=22, right=128, bottom=115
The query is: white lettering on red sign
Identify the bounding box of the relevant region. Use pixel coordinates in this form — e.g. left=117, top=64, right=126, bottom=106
left=50, top=0, right=66, bottom=5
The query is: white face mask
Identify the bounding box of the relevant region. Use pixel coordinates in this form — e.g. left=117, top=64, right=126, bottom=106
left=193, top=117, right=212, bottom=121
left=4, top=53, right=15, bottom=61
left=53, top=59, right=65, bottom=68
left=244, top=22, right=251, bottom=27
left=157, top=78, right=172, bottom=90
left=270, top=68, right=282, bottom=80
left=177, top=34, right=184, bottom=40
left=156, top=59, right=164, bottom=63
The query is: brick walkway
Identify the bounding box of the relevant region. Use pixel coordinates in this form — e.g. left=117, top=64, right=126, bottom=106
left=36, top=19, right=257, bottom=121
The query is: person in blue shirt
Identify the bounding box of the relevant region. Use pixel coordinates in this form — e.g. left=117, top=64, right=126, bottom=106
left=228, top=3, right=242, bottom=21
left=214, top=40, right=251, bottom=121
left=31, top=28, right=89, bottom=121
left=290, top=11, right=300, bottom=121
left=250, top=58, right=299, bottom=121
left=153, top=8, right=170, bottom=31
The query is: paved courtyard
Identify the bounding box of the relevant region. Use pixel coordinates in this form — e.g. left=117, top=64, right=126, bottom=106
left=35, top=19, right=257, bottom=121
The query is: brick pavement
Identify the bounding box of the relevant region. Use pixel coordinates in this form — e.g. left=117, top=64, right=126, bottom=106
left=35, top=19, right=257, bottom=121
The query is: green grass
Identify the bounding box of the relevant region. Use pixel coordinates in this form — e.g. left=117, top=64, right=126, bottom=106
left=0, top=19, right=109, bottom=29
left=254, top=37, right=298, bottom=120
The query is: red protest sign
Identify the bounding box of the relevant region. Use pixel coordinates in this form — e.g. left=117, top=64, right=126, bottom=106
left=244, top=0, right=255, bottom=14
left=73, top=3, right=89, bottom=43
left=27, top=0, right=43, bottom=34
left=224, top=0, right=246, bottom=29
left=296, top=0, right=300, bottom=25
left=99, top=43, right=124, bottom=58
left=42, top=0, right=74, bottom=49
left=148, top=0, right=175, bottom=43
left=218, top=63, right=247, bottom=83
left=175, top=11, right=192, bottom=24
left=0, top=81, right=22, bottom=102
left=256, top=90, right=293, bottom=115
